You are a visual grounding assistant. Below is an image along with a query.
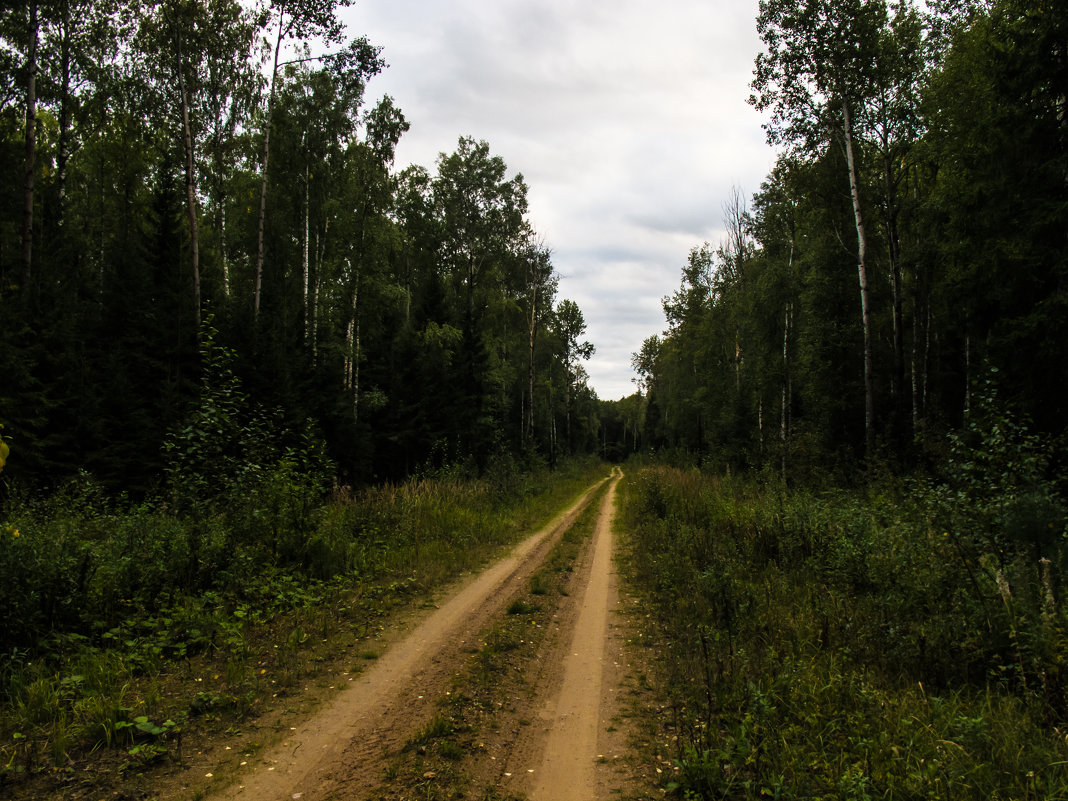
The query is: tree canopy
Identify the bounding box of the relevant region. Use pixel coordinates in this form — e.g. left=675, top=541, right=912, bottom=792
left=624, top=0, right=1068, bottom=473
left=0, top=0, right=601, bottom=490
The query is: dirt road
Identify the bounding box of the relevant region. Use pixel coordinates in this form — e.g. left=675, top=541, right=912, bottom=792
left=522, top=466, right=624, bottom=801
left=209, top=466, right=642, bottom=801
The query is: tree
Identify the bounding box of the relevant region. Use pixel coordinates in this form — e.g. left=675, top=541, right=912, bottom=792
left=554, top=298, right=594, bottom=454
left=868, top=2, right=925, bottom=437
left=20, top=0, right=37, bottom=299
left=922, top=0, right=1068, bottom=434
left=520, top=235, right=557, bottom=445
left=253, top=0, right=375, bottom=323
left=632, top=334, right=661, bottom=398
left=431, top=136, right=529, bottom=460
left=752, top=0, right=891, bottom=456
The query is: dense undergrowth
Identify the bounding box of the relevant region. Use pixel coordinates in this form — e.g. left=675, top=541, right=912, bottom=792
left=0, top=359, right=606, bottom=790
left=621, top=400, right=1068, bottom=800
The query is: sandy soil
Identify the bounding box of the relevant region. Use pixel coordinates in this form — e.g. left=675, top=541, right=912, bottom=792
left=200, top=470, right=639, bottom=801
left=511, top=466, right=623, bottom=800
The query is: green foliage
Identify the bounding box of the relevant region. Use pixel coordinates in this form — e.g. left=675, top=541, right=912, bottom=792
left=622, top=452, right=1068, bottom=799
left=930, top=379, right=1065, bottom=561
left=162, top=323, right=333, bottom=512
left=0, top=1, right=601, bottom=493
left=635, top=0, right=1068, bottom=471
left=0, top=455, right=606, bottom=780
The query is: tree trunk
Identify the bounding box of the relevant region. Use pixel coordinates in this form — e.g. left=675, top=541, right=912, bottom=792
left=911, top=282, right=929, bottom=436
left=842, top=97, right=875, bottom=457
left=176, top=26, right=202, bottom=333
left=56, top=0, right=73, bottom=225
left=877, top=96, right=905, bottom=411
left=758, top=396, right=764, bottom=455
left=781, top=302, right=791, bottom=444
left=312, top=227, right=322, bottom=364
left=254, top=10, right=286, bottom=323
left=548, top=383, right=557, bottom=467
left=735, top=329, right=742, bottom=394
left=302, top=165, right=310, bottom=346
left=527, top=321, right=536, bottom=442
left=21, top=0, right=38, bottom=299
left=526, top=268, right=538, bottom=443
left=964, top=331, right=971, bottom=418
left=565, top=376, right=572, bottom=455
left=884, top=154, right=904, bottom=406
left=344, top=264, right=360, bottom=424
left=219, top=203, right=230, bottom=297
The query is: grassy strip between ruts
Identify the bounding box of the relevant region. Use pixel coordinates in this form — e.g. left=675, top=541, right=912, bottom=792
left=369, top=479, right=606, bottom=801
left=372, top=476, right=667, bottom=801
left=0, top=458, right=608, bottom=801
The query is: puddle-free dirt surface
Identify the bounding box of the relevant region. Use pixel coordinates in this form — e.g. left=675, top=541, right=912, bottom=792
left=206, top=466, right=645, bottom=801
left=513, top=467, right=623, bottom=801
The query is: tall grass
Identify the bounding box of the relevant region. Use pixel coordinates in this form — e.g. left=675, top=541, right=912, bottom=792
left=621, top=457, right=1068, bottom=800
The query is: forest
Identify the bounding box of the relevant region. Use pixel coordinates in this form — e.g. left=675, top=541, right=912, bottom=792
left=1, top=0, right=1067, bottom=798
left=615, top=0, right=1068, bottom=797
left=631, top=0, right=1067, bottom=473
left=0, top=0, right=605, bottom=493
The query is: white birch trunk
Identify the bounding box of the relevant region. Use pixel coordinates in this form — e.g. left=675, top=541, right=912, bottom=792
left=254, top=10, right=286, bottom=322
left=220, top=204, right=230, bottom=297
left=176, top=27, right=201, bottom=333
left=302, top=166, right=310, bottom=346
left=842, top=97, right=875, bottom=456
left=21, top=0, right=37, bottom=296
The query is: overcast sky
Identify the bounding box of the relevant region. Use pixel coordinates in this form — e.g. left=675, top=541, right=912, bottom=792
left=342, top=0, right=775, bottom=401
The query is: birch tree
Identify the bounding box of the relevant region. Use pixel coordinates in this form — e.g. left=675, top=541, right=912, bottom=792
left=520, top=235, right=557, bottom=444
left=554, top=298, right=594, bottom=454
left=253, top=0, right=364, bottom=323
left=19, top=0, right=38, bottom=300
left=751, top=0, right=889, bottom=456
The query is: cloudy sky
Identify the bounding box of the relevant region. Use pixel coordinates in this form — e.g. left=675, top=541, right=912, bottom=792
left=341, top=0, right=776, bottom=400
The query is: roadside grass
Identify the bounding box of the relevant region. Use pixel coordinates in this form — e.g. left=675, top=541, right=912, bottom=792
left=618, top=460, right=1068, bottom=800
left=374, top=480, right=607, bottom=801
left=0, top=457, right=607, bottom=800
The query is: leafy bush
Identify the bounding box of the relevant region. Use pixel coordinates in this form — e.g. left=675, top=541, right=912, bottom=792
left=162, top=323, right=333, bottom=514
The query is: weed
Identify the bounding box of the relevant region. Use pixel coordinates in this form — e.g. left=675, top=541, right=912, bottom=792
left=437, top=740, right=464, bottom=761
left=506, top=598, right=538, bottom=615
left=406, top=712, right=454, bottom=750
left=621, top=460, right=1068, bottom=800
left=529, top=572, right=549, bottom=596
left=482, top=627, right=520, bottom=655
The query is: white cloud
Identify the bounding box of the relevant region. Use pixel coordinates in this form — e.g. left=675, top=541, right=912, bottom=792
left=344, top=0, right=774, bottom=400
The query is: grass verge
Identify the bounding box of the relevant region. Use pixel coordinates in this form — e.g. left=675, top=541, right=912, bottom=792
left=0, top=458, right=607, bottom=800
left=618, top=464, right=1068, bottom=800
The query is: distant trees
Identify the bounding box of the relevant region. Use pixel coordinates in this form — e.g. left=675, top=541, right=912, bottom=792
left=0, top=0, right=601, bottom=490
left=631, top=0, right=1068, bottom=471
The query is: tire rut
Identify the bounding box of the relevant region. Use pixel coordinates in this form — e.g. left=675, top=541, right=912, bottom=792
left=211, top=475, right=609, bottom=801
left=499, top=466, right=626, bottom=801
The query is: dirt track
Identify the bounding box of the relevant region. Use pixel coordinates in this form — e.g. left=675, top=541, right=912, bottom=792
left=514, top=466, right=625, bottom=801
left=207, top=466, right=642, bottom=801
